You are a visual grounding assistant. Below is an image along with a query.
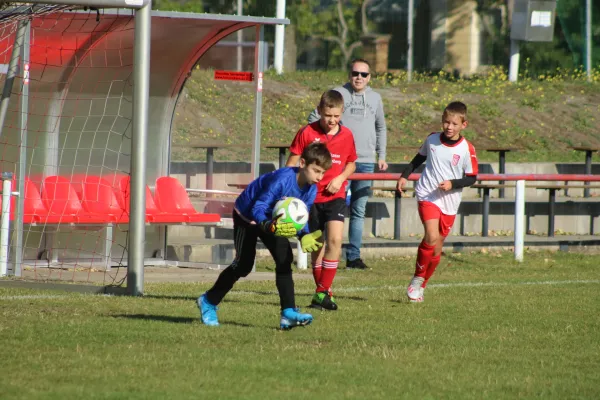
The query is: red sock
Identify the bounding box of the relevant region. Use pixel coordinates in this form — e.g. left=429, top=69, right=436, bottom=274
left=318, top=259, right=338, bottom=294
left=423, top=255, right=441, bottom=287
left=312, top=262, right=322, bottom=289
left=415, top=241, right=435, bottom=278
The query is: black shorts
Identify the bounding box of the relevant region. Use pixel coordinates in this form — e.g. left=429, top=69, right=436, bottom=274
left=308, top=198, right=347, bottom=232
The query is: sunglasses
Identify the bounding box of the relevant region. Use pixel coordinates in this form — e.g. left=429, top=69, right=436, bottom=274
left=351, top=71, right=370, bottom=78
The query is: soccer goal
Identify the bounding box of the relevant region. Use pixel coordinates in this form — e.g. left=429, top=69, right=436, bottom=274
left=0, top=1, right=151, bottom=295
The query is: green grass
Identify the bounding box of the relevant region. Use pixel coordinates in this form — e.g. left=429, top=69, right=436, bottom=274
left=1, top=251, right=600, bottom=399
left=171, top=67, right=600, bottom=164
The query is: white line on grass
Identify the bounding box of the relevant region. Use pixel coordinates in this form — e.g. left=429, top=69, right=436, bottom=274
left=0, top=293, right=109, bottom=301
left=2, top=279, right=599, bottom=300
left=334, top=279, right=600, bottom=293
left=228, top=279, right=600, bottom=296
left=0, top=294, right=71, bottom=300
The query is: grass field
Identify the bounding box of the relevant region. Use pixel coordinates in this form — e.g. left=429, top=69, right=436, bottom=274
left=1, top=251, right=599, bottom=399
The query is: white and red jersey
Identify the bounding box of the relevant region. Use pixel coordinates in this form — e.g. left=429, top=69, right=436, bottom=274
left=289, top=121, right=357, bottom=203
left=415, top=132, right=478, bottom=215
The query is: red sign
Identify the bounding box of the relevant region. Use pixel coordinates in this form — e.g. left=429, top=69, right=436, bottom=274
left=214, top=70, right=254, bottom=82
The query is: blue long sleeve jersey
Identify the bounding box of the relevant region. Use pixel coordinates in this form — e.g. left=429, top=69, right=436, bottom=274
left=234, top=167, right=316, bottom=236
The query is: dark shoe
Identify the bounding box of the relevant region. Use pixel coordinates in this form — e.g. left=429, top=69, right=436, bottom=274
left=346, top=258, right=369, bottom=270
left=309, top=292, right=338, bottom=311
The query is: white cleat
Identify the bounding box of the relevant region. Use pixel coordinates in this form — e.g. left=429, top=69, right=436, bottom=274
left=407, top=276, right=425, bottom=302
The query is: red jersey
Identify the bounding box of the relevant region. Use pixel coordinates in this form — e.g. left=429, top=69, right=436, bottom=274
left=289, top=121, right=357, bottom=203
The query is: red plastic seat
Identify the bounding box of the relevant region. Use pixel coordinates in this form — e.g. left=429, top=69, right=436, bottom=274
left=154, top=176, right=221, bottom=224
left=23, top=178, right=49, bottom=224
left=117, top=176, right=201, bottom=224
left=79, top=176, right=128, bottom=223
left=41, top=176, right=113, bottom=224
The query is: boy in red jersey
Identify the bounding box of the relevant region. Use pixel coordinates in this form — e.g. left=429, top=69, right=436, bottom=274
left=396, top=101, right=478, bottom=302
left=286, top=90, right=357, bottom=311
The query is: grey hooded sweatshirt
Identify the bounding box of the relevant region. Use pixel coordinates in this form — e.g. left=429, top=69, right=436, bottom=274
left=308, top=83, right=387, bottom=163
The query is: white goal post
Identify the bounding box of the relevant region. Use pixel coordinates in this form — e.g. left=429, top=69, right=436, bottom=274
left=0, top=0, right=151, bottom=295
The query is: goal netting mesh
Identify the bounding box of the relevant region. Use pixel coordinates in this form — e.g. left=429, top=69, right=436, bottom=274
left=0, top=4, right=135, bottom=285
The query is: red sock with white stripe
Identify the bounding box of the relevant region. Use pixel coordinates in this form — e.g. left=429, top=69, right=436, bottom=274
left=414, top=241, right=434, bottom=278
left=423, top=255, right=441, bottom=288
left=312, top=262, right=323, bottom=289
left=318, top=259, right=338, bottom=294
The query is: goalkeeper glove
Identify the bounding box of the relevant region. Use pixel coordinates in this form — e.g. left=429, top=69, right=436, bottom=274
left=260, top=214, right=297, bottom=238
left=300, top=230, right=323, bottom=253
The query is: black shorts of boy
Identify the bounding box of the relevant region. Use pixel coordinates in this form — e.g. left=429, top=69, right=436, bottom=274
left=308, top=198, right=347, bottom=232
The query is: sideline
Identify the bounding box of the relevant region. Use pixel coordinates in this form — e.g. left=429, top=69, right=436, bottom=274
left=335, top=279, right=600, bottom=293
left=2, top=279, right=599, bottom=300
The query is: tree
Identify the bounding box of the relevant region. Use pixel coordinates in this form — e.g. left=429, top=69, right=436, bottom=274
left=152, top=0, right=204, bottom=12
left=289, top=0, right=379, bottom=69
left=475, top=0, right=600, bottom=73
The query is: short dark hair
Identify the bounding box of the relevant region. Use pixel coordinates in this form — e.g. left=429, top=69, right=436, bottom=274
left=318, top=89, right=344, bottom=110
left=302, top=142, right=332, bottom=170
left=443, top=101, right=468, bottom=121
left=350, top=58, right=371, bottom=70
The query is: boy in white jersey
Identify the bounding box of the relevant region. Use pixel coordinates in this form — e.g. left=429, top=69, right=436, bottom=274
left=396, top=101, right=478, bottom=302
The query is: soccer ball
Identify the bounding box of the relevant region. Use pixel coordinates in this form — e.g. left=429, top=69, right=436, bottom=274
left=272, top=197, right=309, bottom=232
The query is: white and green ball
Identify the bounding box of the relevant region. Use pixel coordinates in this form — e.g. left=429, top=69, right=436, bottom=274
left=272, top=197, right=309, bottom=232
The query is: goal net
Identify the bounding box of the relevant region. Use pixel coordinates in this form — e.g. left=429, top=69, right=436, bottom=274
left=0, top=3, right=142, bottom=287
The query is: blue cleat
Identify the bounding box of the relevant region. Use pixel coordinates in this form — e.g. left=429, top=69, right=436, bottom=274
left=197, top=293, right=219, bottom=326
left=280, top=307, right=313, bottom=330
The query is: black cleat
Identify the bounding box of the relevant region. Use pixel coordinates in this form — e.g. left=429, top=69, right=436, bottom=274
left=309, top=292, right=338, bottom=311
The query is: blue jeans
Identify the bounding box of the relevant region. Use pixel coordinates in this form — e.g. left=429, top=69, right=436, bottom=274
left=346, top=162, right=374, bottom=261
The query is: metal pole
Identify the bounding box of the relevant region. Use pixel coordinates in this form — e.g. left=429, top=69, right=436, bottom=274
left=0, top=21, right=27, bottom=138
left=28, top=0, right=150, bottom=8
left=585, top=0, right=592, bottom=82
left=206, top=148, right=214, bottom=191
left=584, top=150, right=592, bottom=198
left=15, top=20, right=31, bottom=277
left=482, top=188, right=490, bottom=237
left=236, top=0, right=243, bottom=71
left=393, top=191, right=401, bottom=240
left=278, top=148, right=286, bottom=169
left=407, top=0, right=414, bottom=82
left=548, top=189, right=556, bottom=237
left=514, top=180, right=525, bottom=262
left=0, top=173, right=12, bottom=276
left=509, top=39, right=520, bottom=82
left=499, top=151, right=506, bottom=198
left=251, top=25, right=265, bottom=180
left=274, top=0, right=286, bottom=74
left=127, top=2, right=151, bottom=296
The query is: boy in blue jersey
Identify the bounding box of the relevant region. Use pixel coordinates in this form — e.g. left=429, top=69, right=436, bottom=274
left=197, top=142, right=332, bottom=330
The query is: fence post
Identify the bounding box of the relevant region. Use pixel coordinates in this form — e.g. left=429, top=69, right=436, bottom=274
left=393, top=191, right=401, bottom=240
left=0, top=172, right=13, bottom=276
left=514, top=180, right=525, bottom=262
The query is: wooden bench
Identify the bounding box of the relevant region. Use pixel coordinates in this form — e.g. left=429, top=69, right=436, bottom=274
left=570, top=146, right=599, bottom=198
left=531, top=184, right=600, bottom=237
left=264, top=144, right=291, bottom=169
left=227, top=183, right=248, bottom=190
left=471, top=183, right=515, bottom=237
left=483, top=147, right=519, bottom=198
left=371, top=186, right=414, bottom=239
left=184, top=143, right=246, bottom=194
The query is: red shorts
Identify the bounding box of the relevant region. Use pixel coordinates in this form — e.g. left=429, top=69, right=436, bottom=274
left=418, top=201, right=456, bottom=237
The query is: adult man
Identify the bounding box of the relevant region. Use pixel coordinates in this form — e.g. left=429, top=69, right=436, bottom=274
left=308, top=58, right=388, bottom=270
